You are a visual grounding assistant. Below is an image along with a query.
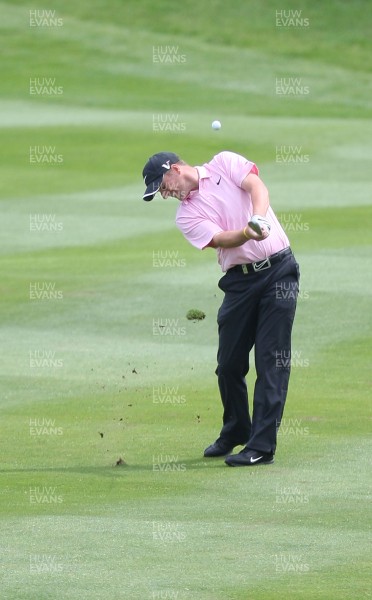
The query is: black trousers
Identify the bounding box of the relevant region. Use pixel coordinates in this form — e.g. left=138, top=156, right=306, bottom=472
left=216, top=250, right=299, bottom=454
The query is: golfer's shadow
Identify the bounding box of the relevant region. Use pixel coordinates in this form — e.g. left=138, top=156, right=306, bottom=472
left=0, top=457, right=224, bottom=477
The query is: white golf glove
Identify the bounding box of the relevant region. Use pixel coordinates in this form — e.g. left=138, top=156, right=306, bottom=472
left=248, top=214, right=271, bottom=237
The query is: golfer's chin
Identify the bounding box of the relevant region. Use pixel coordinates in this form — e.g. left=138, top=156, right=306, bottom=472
left=162, top=191, right=178, bottom=200
left=170, top=191, right=182, bottom=201
left=178, top=191, right=191, bottom=202
left=166, top=190, right=188, bottom=201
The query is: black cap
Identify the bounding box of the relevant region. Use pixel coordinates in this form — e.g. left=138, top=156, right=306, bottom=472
left=142, top=152, right=180, bottom=201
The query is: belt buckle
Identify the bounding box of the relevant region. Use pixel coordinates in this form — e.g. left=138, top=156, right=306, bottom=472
left=252, top=257, right=271, bottom=272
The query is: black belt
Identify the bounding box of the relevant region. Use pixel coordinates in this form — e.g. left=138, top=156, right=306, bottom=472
left=228, top=247, right=292, bottom=274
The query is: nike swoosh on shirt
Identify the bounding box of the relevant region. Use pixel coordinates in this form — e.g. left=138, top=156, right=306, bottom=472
left=216, top=176, right=221, bottom=185
left=250, top=456, right=263, bottom=463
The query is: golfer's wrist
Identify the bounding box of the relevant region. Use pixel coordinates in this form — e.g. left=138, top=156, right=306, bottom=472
left=242, top=226, right=250, bottom=241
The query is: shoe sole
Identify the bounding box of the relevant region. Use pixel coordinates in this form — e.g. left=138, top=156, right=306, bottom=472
left=225, top=458, right=274, bottom=467
left=204, top=449, right=234, bottom=458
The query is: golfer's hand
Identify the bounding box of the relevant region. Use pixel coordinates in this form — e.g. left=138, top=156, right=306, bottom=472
left=246, top=215, right=271, bottom=241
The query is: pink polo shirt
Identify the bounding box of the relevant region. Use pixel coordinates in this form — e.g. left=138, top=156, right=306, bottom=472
left=175, top=151, right=290, bottom=272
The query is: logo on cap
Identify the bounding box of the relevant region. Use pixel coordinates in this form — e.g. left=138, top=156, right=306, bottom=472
left=142, top=152, right=180, bottom=201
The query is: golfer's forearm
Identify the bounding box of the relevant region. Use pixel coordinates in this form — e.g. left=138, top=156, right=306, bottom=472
left=212, top=229, right=247, bottom=248
left=242, top=173, right=270, bottom=216
left=251, top=191, right=269, bottom=217
left=249, top=181, right=269, bottom=217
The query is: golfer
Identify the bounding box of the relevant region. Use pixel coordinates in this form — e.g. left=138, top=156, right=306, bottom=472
left=142, top=150, right=299, bottom=467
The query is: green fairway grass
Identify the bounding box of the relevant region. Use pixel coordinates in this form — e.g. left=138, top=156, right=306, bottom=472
left=1, top=1, right=371, bottom=598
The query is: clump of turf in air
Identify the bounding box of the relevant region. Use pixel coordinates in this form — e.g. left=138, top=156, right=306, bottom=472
left=186, top=309, right=206, bottom=321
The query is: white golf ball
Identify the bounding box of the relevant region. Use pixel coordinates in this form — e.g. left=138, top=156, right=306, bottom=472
left=212, top=120, right=221, bottom=130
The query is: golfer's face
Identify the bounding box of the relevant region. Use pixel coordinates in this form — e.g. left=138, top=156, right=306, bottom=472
left=159, top=168, right=185, bottom=201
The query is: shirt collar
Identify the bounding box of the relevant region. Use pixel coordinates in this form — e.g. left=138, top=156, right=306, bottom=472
left=195, top=165, right=210, bottom=180
left=182, top=166, right=210, bottom=203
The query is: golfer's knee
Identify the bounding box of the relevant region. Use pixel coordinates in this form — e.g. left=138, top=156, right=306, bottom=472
left=216, top=360, right=248, bottom=378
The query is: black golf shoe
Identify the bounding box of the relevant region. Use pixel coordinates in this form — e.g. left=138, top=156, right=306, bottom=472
left=225, top=448, right=274, bottom=467
left=204, top=438, right=236, bottom=458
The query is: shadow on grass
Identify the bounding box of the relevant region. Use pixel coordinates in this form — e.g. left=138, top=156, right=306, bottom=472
left=0, top=457, right=226, bottom=477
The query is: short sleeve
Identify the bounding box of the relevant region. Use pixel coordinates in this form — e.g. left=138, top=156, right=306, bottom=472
left=216, top=151, right=259, bottom=188
left=176, top=214, right=222, bottom=250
